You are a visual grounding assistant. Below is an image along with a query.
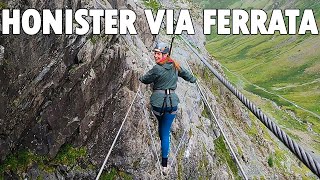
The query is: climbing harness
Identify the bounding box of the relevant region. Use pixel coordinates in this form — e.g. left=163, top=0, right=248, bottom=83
left=157, top=89, right=175, bottom=115
left=153, top=89, right=175, bottom=94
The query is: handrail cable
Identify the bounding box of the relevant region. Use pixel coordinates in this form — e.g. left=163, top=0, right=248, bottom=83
left=168, top=89, right=195, bottom=169
left=182, top=53, right=248, bottom=180
left=169, top=125, right=188, bottom=168
left=137, top=89, right=164, bottom=178
left=179, top=34, right=320, bottom=178
left=95, top=84, right=141, bottom=180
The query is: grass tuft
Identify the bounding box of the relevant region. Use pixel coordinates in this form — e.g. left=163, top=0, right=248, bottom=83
left=214, top=136, right=241, bottom=179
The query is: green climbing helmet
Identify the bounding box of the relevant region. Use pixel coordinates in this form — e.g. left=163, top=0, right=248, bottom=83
left=154, top=42, right=170, bottom=54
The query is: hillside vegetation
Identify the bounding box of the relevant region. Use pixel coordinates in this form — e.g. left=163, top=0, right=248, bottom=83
left=202, top=0, right=320, bottom=154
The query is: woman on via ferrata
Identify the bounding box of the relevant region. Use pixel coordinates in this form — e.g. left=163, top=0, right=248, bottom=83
left=139, top=42, right=197, bottom=175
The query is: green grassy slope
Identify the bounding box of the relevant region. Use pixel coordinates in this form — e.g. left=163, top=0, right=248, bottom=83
left=203, top=0, right=320, bottom=153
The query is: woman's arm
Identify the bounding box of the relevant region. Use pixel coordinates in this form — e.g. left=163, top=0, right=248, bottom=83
left=139, top=65, right=160, bottom=84
left=178, top=67, right=197, bottom=83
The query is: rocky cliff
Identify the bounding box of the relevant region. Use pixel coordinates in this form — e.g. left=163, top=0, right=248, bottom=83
left=0, top=0, right=313, bottom=179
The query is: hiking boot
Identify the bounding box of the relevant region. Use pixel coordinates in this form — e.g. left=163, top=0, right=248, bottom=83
left=162, top=165, right=170, bottom=176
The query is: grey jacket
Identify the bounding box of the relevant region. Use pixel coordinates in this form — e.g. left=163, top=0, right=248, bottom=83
left=139, top=62, right=196, bottom=108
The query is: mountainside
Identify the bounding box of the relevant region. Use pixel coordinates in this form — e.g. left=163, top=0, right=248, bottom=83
left=203, top=0, right=320, bottom=158
left=0, top=0, right=319, bottom=179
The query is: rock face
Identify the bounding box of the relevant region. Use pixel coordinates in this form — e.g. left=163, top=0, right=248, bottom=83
left=0, top=0, right=152, bottom=175
left=0, top=0, right=307, bottom=179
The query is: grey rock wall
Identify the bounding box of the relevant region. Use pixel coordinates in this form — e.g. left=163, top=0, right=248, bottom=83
left=0, top=0, right=152, bottom=175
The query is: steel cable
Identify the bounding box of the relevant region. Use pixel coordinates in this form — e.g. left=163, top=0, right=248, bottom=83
left=137, top=90, right=164, bottom=178
left=95, top=85, right=141, bottom=180
left=180, top=35, right=320, bottom=177
left=182, top=55, right=248, bottom=179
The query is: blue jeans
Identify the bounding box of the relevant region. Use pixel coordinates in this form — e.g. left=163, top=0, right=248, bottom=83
left=152, top=106, right=178, bottom=158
